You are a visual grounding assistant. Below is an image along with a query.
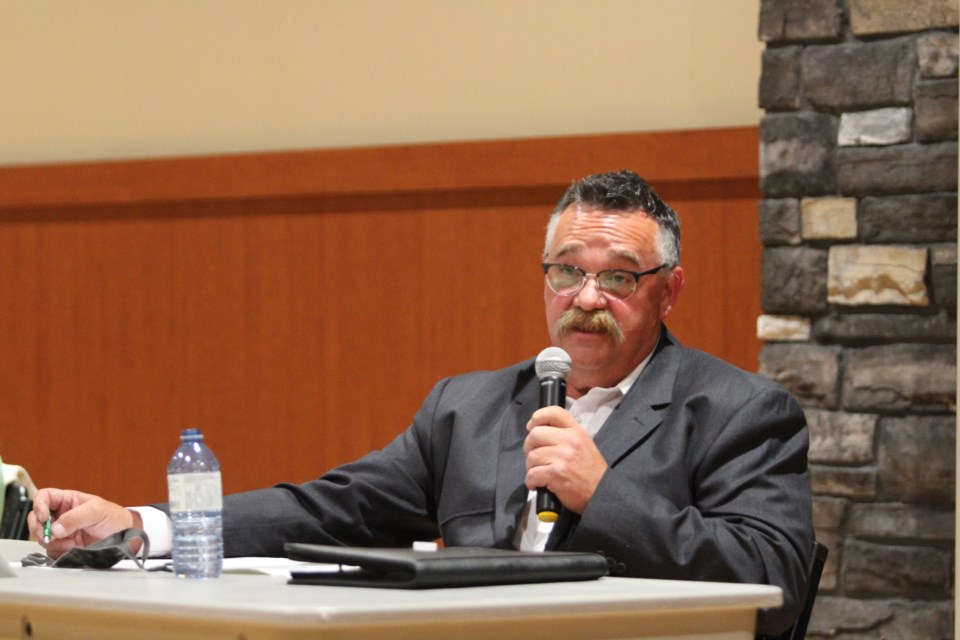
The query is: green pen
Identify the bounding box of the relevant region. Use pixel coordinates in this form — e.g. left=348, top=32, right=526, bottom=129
left=43, top=517, right=52, bottom=544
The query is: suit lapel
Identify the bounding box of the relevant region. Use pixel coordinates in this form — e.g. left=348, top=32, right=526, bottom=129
left=493, top=366, right=539, bottom=547
left=548, top=330, right=682, bottom=551
left=593, top=330, right=680, bottom=466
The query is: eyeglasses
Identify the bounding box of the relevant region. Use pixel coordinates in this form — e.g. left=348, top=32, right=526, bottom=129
left=542, top=263, right=666, bottom=300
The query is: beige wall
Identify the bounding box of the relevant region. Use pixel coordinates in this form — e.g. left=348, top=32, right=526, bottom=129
left=0, top=0, right=762, bottom=165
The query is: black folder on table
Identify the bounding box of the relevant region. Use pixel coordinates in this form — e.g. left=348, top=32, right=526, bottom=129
left=284, top=543, right=609, bottom=589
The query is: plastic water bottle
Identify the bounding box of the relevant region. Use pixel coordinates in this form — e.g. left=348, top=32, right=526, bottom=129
left=167, top=428, right=223, bottom=578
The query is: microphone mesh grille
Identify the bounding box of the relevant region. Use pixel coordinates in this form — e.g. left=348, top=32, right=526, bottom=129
left=535, top=347, right=572, bottom=379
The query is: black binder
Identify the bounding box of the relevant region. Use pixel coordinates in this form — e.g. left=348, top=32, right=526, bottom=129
left=285, top=543, right=609, bottom=589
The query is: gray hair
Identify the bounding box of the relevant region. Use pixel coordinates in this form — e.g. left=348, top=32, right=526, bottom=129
left=543, top=170, right=681, bottom=267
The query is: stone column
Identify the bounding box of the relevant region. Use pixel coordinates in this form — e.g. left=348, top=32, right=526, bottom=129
left=758, top=1, right=957, bottom=638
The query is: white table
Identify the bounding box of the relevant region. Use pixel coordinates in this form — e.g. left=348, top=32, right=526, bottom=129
left=0, top=540, right=781, bottom=640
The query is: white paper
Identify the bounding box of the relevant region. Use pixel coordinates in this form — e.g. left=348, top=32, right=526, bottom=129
left=111, top=556, right=345, bottom=577
left=222, top=557, right=342, bottom=577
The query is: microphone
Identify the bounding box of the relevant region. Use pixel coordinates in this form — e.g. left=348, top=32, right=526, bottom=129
left=534, top=346, right=572, bottom=523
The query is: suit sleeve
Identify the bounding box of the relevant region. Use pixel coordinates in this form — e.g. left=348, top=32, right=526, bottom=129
left=564, top=383, right=813, bottom=637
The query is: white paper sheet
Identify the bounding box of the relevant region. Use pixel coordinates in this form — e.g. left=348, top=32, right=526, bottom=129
left=111, top=556, right=345, bottom=577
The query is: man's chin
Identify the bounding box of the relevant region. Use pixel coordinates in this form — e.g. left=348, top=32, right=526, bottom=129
left=561, top=329, right=613, bottom=343
left=572, top=329, right=610, bottom=339
left=557, top=332, right=615, bottom=360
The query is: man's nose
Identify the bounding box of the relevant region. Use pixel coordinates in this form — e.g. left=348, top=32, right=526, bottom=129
left=574, top=275, right=608, bottom=310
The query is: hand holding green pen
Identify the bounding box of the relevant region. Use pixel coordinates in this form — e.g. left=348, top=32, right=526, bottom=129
left=29, top=488, right=142, bottom=558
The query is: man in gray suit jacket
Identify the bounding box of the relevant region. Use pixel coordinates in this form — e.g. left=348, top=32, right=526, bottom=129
left=31, top=170, right=813, bottom=637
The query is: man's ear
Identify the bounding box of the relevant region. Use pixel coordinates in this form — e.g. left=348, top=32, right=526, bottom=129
left=659, top=266, right=685, bottom=320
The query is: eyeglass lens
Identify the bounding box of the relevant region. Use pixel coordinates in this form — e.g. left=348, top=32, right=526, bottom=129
left=546, top=265, right=637, bottom=299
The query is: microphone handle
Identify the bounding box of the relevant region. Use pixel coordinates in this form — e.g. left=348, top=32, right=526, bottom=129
left=536, top=375, right=565, bottom=523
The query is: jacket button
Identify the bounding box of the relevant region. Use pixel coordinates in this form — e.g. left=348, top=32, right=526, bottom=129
left=606, top=557, right=616, bottom=570
left=615, top=562, right=626, bottom=574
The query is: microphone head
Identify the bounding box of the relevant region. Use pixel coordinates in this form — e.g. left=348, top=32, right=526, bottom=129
left=535, top=347, right=572, bottom=380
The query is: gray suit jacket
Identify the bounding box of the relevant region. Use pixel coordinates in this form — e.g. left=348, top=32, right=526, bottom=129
left=221, top=328, right=813, bottom=636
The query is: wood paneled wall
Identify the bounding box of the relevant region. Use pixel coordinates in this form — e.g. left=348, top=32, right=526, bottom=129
left=0, top=128, right=761, bottom=506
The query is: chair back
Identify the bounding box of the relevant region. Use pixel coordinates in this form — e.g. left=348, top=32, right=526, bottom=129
left=1, top=483, right=31, bottom=540
left=781, top=540, right=829, bottom=640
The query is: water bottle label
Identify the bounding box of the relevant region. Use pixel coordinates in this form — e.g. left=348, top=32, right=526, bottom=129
left=167, top=472, right=223, bottom=512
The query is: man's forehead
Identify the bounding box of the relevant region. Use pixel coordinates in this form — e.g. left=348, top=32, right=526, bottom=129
left=553, top=242, right=644, bottom=266
left=556, top=205, right=654, bottom=231
left=552, top=207, right=656, bottom=255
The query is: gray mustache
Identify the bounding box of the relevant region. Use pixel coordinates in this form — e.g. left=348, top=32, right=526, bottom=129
left=555, top=308, right=625, bottom=344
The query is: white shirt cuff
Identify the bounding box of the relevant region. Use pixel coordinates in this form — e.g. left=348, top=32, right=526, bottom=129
left=129, top=506, right=173, bottom=557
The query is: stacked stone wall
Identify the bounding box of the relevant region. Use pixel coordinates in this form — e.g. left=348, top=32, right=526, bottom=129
left=758, top=1, right=957, bottom=637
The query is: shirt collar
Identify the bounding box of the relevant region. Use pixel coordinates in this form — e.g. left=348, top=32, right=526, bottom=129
left=616, top=349, right=654, bottom=396
left=575, top=349, right=654, bottom=404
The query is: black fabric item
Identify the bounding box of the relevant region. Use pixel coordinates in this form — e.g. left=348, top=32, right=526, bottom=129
left=22, top=528, right=150, bottom=570
left=285, top=543, right=608, bottom=589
